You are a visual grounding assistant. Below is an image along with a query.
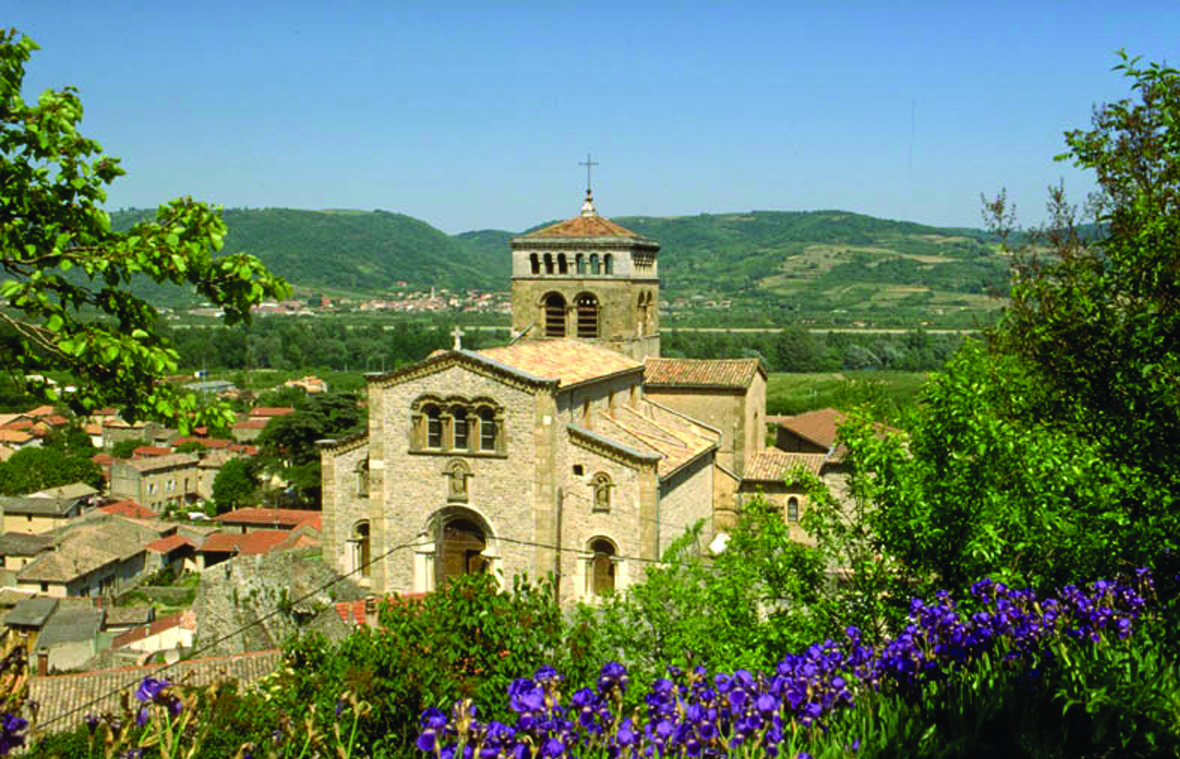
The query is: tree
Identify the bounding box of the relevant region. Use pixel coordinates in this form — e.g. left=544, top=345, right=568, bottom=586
left=111, top=438, right=150, bottom=459
left=0, top=445, right=103, bottom=495
left=772, top=325, right=821, bottom=372
left=212, top=457, right=259, bottom=513
left=256, top=393, right=364, bottom=507
left=0, top=30, right=289, bottom=433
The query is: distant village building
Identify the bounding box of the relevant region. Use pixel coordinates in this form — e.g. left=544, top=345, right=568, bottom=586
left=110, top=453, right=200, bottom=513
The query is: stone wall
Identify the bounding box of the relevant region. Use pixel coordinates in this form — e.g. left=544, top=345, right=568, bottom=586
left=658, top=451, right=716, bottom=555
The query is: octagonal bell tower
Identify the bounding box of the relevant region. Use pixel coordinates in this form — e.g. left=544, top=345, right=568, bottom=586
left=509, top=191, right=660, bottom=360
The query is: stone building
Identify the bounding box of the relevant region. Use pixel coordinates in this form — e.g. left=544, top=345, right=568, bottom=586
left=322, top=191, right=785, bottom=602
left=110, top=453, right=200, bottom=513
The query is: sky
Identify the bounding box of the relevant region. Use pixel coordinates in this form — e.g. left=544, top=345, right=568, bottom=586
left=7, top=2, right=1177, bottom=234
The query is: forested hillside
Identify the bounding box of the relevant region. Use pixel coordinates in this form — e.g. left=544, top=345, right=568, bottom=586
left=111, top=206, right=1008, bottom=325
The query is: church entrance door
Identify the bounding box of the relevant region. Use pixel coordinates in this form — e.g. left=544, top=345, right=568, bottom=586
left=435, top=514, right=489, bottom=586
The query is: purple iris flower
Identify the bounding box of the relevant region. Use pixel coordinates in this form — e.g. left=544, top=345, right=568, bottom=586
left=135, top=677, right=169, bottom=703
left=0, top=713, right=28, bottom=756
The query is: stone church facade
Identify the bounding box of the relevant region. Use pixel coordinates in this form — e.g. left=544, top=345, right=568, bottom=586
left=320, top=191, right=769, bottom=602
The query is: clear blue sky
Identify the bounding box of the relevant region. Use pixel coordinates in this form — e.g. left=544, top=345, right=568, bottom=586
left=8, top=2, right=1176, bottom=234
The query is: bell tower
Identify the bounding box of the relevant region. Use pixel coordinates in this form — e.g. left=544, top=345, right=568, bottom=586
left=509, top=190, right=661, bottom=360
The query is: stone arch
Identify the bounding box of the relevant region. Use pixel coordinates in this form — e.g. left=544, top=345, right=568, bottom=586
left=587, top=535, right=619, bottom=596
left=424, top=505, right=500, bottom=590
left=576, top=253, right=586, bottom=275
left=558, top=253, right=569, bottom=275
left=543, top=292, right=567, bottom=337
left=590, top=253, right=601, bottom=275
left=543, top=253, right=554, bottom=275
left=787, top=496, right=800, bottom=524
left=529, top=253, right=540, bottom=275
left=604, top=253, right=614, bottom=275
left=575, top=292, right=600, bottom=338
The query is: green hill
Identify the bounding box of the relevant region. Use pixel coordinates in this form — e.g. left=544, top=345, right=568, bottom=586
left=109, top=206, right=1011, bottom=326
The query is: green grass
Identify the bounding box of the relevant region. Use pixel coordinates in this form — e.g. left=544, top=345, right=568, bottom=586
left=767, top=370, right=929, bottom=418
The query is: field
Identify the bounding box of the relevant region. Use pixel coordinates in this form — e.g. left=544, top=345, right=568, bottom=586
left=766, top=370, right=929, bottom=417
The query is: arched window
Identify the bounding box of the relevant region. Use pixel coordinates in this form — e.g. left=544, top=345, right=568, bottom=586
left=591, top=472, right=612, bottom=513
left=787, top=496, right=800, bottom=524
left=529, top=253, right=540, bottom=275
left=637, top=292, right=648, bottom=337
left=558, top=254, right=568, bottom=275
left=590, top=254, right=601, bottom=275
left=604, top=254, right=614, bottom=275
left=451, top=407, right=469, bottom=450
left=576, top=254, right=586, bottom=275
left=589, top=537, right=617, bottom=596
left=544, top=253, right=554, bottom=275
left=425, top=405, right=442, bottom=449
left=576, top=293, right=599, bottom=338
left=544, top=293, right=566, bottom=337
left=478, top=407, right=498, bottom=452
left=353, top=521, right=371, bottom=579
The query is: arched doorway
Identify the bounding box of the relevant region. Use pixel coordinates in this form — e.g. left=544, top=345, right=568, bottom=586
left=544, top=293, right=566, bottom=337
left=588, top=537, right=617, bottom=596
left=432, top=508, right=493, bottom=587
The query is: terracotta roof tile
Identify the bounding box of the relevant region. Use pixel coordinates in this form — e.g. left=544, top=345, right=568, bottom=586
left=743, top=450, right=827, bottom=482
left=583, top=399, right=721, bottom=478
left=525, top=213, right=639, bottom=239
left=249, top=407, right=295, bottom=418
left=200, top=530, right=295, bottom=555
left=145, top=534, right=197, bottom=553
left=0, top=429, right=33, bottom=444
left=644, top=358, right=765, bottom=389
left=478, top=340, right=642, bottom=387
left=770, top=408, right=846, bottom=451
left=133, top=446, right=172, bottom=458
left=116, top=453, right=199, bottom=473
left=233, top=419, right=268, bottom=430
left=213, top=508, right=321, bottom=528
left=25, top=405, right=57, bottom=417
left=43, top=415, right=69, bottom=426
left=28, top=649, right=281, bottom=730
left=99, top=500, right=157, bottom=519
left=112, top=610, right=196, bottom=648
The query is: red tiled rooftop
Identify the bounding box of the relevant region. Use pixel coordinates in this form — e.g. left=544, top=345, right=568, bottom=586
left=43, top=414, right=69, bottom=426
left=233, top=419, right=268, bottom=430
left=145, top=534, right=197, bottom=553
left=770, top=408, right=846, bottom=451
left=133, top=446, right=172, bottom=458
left=99, top=500, right=157, bottom=520
left=644, top=358, right=765, bottom=389
left=200, top=530, right=294, bottom=555
left=478, top=340, right=641, bottom=387
left=92, top=453, right=115, bottom=466
left=112, top=610, right=196, bottom=648
left=248, top=407, right=295, bottom=418
left=0, top=429, right=33, bottom=444
left=743, top=450, right=827, bottom=482
left=213, top=507, right=321, bottom=528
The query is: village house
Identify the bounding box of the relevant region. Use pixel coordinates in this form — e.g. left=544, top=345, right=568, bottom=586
left=0, top=481, right=99, bottom=535
left=109, top=453, right=200, bottom=513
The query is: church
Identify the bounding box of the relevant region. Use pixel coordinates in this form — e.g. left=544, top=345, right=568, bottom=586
left=319, top=190, right=777, bottom=603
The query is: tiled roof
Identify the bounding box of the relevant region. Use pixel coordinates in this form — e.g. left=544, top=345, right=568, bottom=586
left=103, top=606, right=153, bottom=628
left=583, top=399, right=721, bottom=478
left=132, top=445, right=172, bottom=457
left=644, top=358, right=765, bottom=389
left=29, top=482, right=99, bottom=500
left=0, top=428, right=33, bottom=444
left=478, top=340, right=642, bottom=387
left=43, top=414, right=69, bottom=426
left=524, top=213, right=640, bottom=239
left=200, top=530, right=296, bottom=555
left=334, top=593, right=427, bottom=627
left=26, top=405, right=57, bottom=417
left=0, top=531, right=55, bottom=556
left=0, top=496, right=79, bottom=517
left=145, top=534, right=197, bottom=553
left=249, top=407, right=294, bottom=418
left=37, top=608, right=103, bottom=648
left=83, top=423, right=102, bottom=436
left=91, top=453, right=115, bottom=466
left=771, top=408, right=846, bottom=451
left=213, top=508, right=321, bottom=529
left=18, top=543, right=119, bottom=583
left=172, top=436, right=233, bottom=449
left=116, top=453, right=199, bottom=473
left=28, top=649, right=282, bottom=731
left=743, top=450, right=827, bottom=482
left=4, top=597, right=58, bottom=627
left=112, top=610, right=196, bottom=648
left=99, top=500, right=158, bottom=520
left=233, top=419, right=268, bottom=430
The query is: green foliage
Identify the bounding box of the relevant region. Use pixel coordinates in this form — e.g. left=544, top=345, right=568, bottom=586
left=212, top=457, right=259, bottom=513
left=255, top=392, right=365, bottom=506
left=173, top=440, right=206, bottom=454
left=584, top=502, right=829, bottom=687
left=111, top=437, right=150, bottom=458
left=0, top=30, right=289, bottom=433
left=41, top=420, right=96, bottom=456
left=0, top=445, right=103, bottom=495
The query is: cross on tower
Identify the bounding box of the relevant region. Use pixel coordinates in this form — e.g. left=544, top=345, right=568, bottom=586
left=451, top=325, right=464, bottom=350
left=578, top=153, right=599, bottom=193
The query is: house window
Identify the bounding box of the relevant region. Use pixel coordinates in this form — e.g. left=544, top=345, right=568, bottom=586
left=576, top=294, right=599, bottom=338
left=590, top=254, right=601, bottom=275
left=452, top=407, right=469, bottom=450
left=353, top=521, right=371, bottom=578
left=576, top=254, right=585, bottom=275
left=604, top=254, right=614, bottom=275
left=787, top=497, right=800, bottom=524
left=591, top=473, right=612, bottom=513
left=40, top=582, right=48, bottom=592
left=425, top=406, right=442, bottom=449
